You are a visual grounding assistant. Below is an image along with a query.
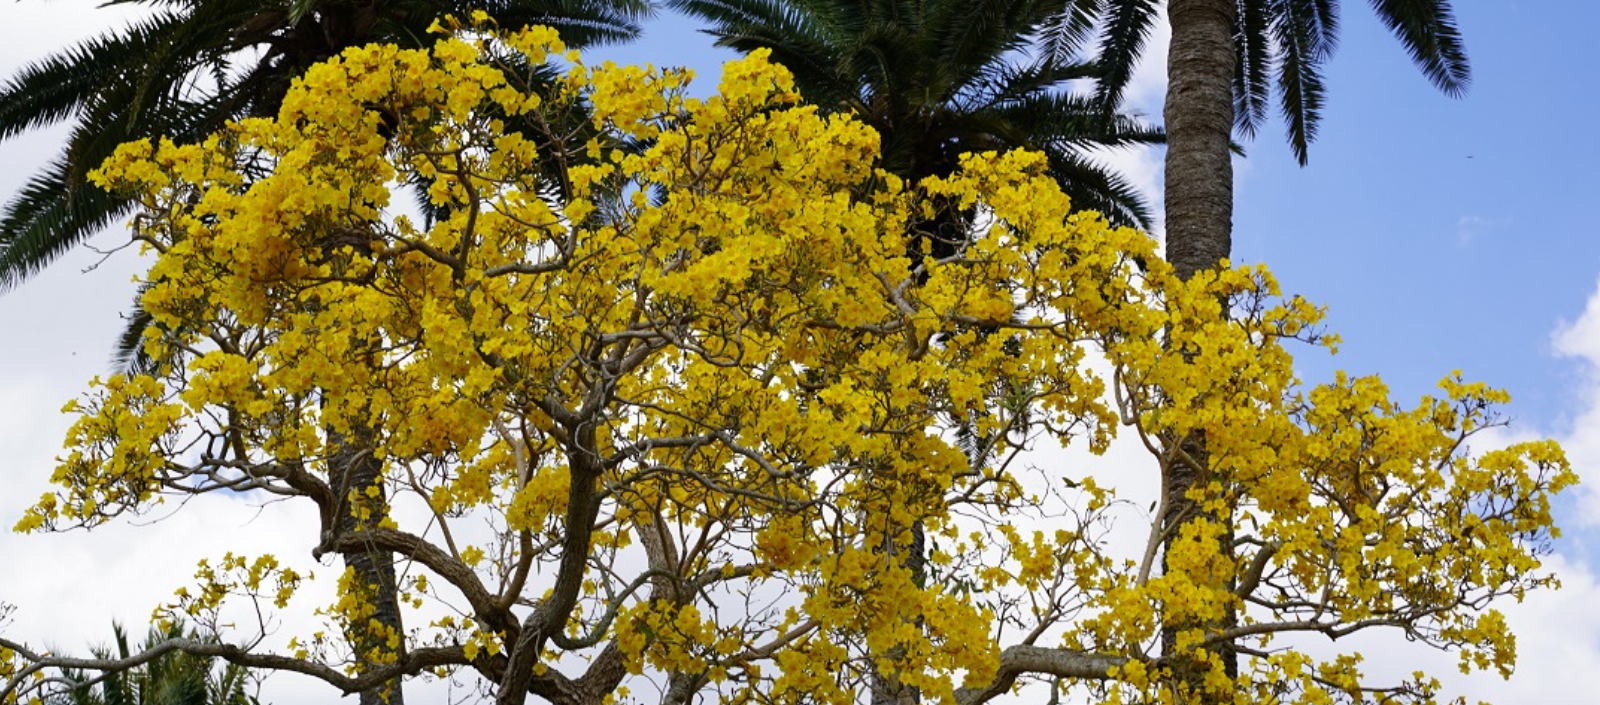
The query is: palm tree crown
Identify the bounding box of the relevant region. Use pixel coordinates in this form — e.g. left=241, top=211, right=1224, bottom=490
left=668, top=0, right=1165, bottom=231
left=48, top=621, right=256, bottom=705
left=1046, top=0, right=1469, bottom=165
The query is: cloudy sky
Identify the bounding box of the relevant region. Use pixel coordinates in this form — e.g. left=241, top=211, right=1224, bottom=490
left=2, top=1, right=1598, bottom=702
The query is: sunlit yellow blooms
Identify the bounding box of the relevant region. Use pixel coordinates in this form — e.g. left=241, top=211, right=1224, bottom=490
left=4, top=21, right=1572, bottom=705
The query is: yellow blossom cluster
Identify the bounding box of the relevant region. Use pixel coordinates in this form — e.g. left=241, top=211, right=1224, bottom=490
left=2, top=20, right=1574, bottom=705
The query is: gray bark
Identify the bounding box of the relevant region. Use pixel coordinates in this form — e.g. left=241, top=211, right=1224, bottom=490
left=869, top=521, right=925, bottom=705
left=1164, top=0, right=1237, bottom=280
left=1160, top=0, right=1240, bottom=696
left=329, top=426, right=407, bottom=705
left=951, top=645, right=1125, bottom=705
left=496, top=420, right=608, bottom=705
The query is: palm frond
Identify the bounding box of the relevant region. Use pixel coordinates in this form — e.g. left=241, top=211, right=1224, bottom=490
left=1042, top=146, right=1155, bottom=230
left=994, top=91, right=1164, bottom=148
left=928, top=0, right=1045, bottom=88
left=784, top=0, right=868, bottom=43
left=480, top=0, right=654, bottom=47
left=1272, top=1, right=1328, bottom=165
left=45, top=619, right=259, bottom=705
left=1302, top=0, right=1340, bottom=60
left=675, top=0, right=1160, bottom=229
left=0, top=157, right=135, bottom=292
left=668, top=0, right=851, bottom=102
left=0, top=11, right=188, bottom=143
left=669, top=0, right=825, bottom=40
left=956, top=57, right=1099, bottom=112
left=1036, top=0, right=1106, bottom=64
left=848, top=20, right=925, bottom=109
left=1369, top=0, right=1469, bottom=95
left=2, top=0, right=646, bottom=294
left=1090, top=0, right=1159, bottom=111
left=1234, top=0, right=1272, bottom=137
left=112, top=286, right=158, bottom=375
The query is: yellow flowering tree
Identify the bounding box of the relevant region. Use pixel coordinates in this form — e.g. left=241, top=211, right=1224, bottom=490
left=0, top=22, right=1575, bottom=705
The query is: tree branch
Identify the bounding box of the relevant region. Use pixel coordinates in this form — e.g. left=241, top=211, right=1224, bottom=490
left=953, top=645, right=1126, bottom=705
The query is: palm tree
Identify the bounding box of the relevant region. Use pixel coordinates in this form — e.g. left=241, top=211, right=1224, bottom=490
left=665, top=0, right=1164, bottom=233
left=0, top=2, right=649, bottom=704
left=49, top=621, right=256, bottom=705
left=1036, top=0, right=1470, bottom=696
left=1039, top=0, right=1469, bottom=278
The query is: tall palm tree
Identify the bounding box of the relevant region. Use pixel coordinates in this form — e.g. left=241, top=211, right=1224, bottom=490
left=666, top=0, right=1165, bottom=233
left=49, top=621, right=256, bottom=705
left=0, top=2, right=649, bottom=704
left=1037, top=0, right=1469, bottom=696
left=1039, top=0, right=1469, bottom=277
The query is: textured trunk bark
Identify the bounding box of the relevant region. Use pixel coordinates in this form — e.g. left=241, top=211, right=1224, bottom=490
left=497, top=423, right=608, bottom=705
left=1164, top=0, right=1237, bottom=279
left=1161, top=0, right=1239, bottom=698
left=330, top=425, right=407, bottom=705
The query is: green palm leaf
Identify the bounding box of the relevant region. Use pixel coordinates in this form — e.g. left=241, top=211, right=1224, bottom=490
left=1370, top=0, right=1469, bottom=95
left=1234, top=0, right=1272, bottom=137
left=1086, top=0, right=1160, bottom=112
left=1082, top=0, right=1466, bottom=163
left=1273, top=0, right=1330, bottom=164
left=0, top=12, right=189, bottom=142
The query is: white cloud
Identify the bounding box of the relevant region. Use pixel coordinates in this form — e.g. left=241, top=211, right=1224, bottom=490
left=0, top=244, right=339, bottom=702
left=3, top=4, right=1596, bottom=704
left=0, top=6, right=342, bottom=702
left=1381, top=269, right=1600, bottom=702
left=1549, top=274, right=1600, bottom=527
left=1280, top=551, right=1600, bottom=703
left=990, top=326, right=1600, bottom=703
left=1081, top=21, right=1600, bottom=701
left=1456, top=214, right=1510, bottom=248
left=0, top=0, right=149, bottom=64
left=1121, top=9, right=1171, bottom=118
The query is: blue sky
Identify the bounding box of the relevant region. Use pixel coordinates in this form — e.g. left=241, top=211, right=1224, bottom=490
left=2, top=1, right=1598, bottom=701
left=593, top=2, right=1600, bottom=535
left=1232, top=2, right=1600, bottom=420
left=1218, top=4, right=1600, bottom=582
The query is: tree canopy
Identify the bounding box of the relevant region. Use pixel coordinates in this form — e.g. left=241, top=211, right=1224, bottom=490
left=667, top=0, right=1165, bottom=230
left=0, top=0, right=649, bottom=293
left=0, top=22, right=1573, bottom=705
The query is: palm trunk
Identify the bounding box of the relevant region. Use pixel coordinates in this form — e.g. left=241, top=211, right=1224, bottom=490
left=329, top=425, right=407, bottom=705
left=1164, top=0, right=1236, bottom=280
left=1160, top=0, right=1238, bottom=697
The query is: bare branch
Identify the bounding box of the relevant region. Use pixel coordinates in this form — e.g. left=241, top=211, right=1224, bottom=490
left=954, top=645, right=1126, bottom=705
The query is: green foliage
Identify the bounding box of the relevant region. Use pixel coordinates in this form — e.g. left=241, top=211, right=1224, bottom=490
left=47, top=621, right=255, bottom=705
left=1044, top=0, right=1470, bottom=164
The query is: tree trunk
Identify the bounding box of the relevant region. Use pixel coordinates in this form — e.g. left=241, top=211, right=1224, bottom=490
left=1160, top=0, right=1238, bottom=698
left=869, top=521, right=925, bottom=705
left=330, top=425, right=407, bottom=705
left=1164, top=0, right=1237, bottom=280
